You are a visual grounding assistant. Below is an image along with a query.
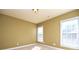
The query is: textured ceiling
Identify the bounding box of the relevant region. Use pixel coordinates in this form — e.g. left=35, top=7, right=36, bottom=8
left=0, top=9, right=74, bottom=24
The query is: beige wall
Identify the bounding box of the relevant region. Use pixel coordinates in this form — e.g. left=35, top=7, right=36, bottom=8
left=0, top=14, right=36, bottom=49
left=0, top=15, right=1, bottom=48
left=39, top=10, right=79, bottom=49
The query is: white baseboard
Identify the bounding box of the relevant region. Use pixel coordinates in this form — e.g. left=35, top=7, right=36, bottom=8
left=37, top=43, right=64, bottom=50
left=5, top=43, right=37, bottom=50
left=5, top=43, right=64, bottom=50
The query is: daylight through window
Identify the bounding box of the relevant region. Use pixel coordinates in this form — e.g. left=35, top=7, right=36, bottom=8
left=60, top=17, right=79, bottom=49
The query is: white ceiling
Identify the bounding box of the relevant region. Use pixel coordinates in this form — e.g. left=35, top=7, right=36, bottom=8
left=0, top=9, right=74, bottom=24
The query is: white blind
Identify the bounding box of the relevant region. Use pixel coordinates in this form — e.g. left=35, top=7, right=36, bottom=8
left=60, top=17, right=79, bottom=49
left=37, top=26, right=43, bottom=42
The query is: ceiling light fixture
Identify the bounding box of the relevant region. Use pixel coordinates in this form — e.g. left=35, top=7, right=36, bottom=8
left=32, top=9, right=39, bottom=13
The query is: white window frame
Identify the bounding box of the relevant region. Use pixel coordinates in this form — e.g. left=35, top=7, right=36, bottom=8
left=37, top=25, right=44, bottom=43
left=60, top=16, right=79, bottom=49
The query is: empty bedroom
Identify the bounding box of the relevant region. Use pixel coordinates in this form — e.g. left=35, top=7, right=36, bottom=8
left=0, top=9, right=79, bottom=50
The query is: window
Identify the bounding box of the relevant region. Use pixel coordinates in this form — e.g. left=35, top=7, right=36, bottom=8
left=37, top=26, right=43, bottom=42
left=60, top=17, right=79, bottom=49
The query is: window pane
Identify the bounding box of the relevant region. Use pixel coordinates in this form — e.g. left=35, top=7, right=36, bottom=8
left=37, top=26, right=43, bottom=42
left=60, top=17, right=79, bottom=49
